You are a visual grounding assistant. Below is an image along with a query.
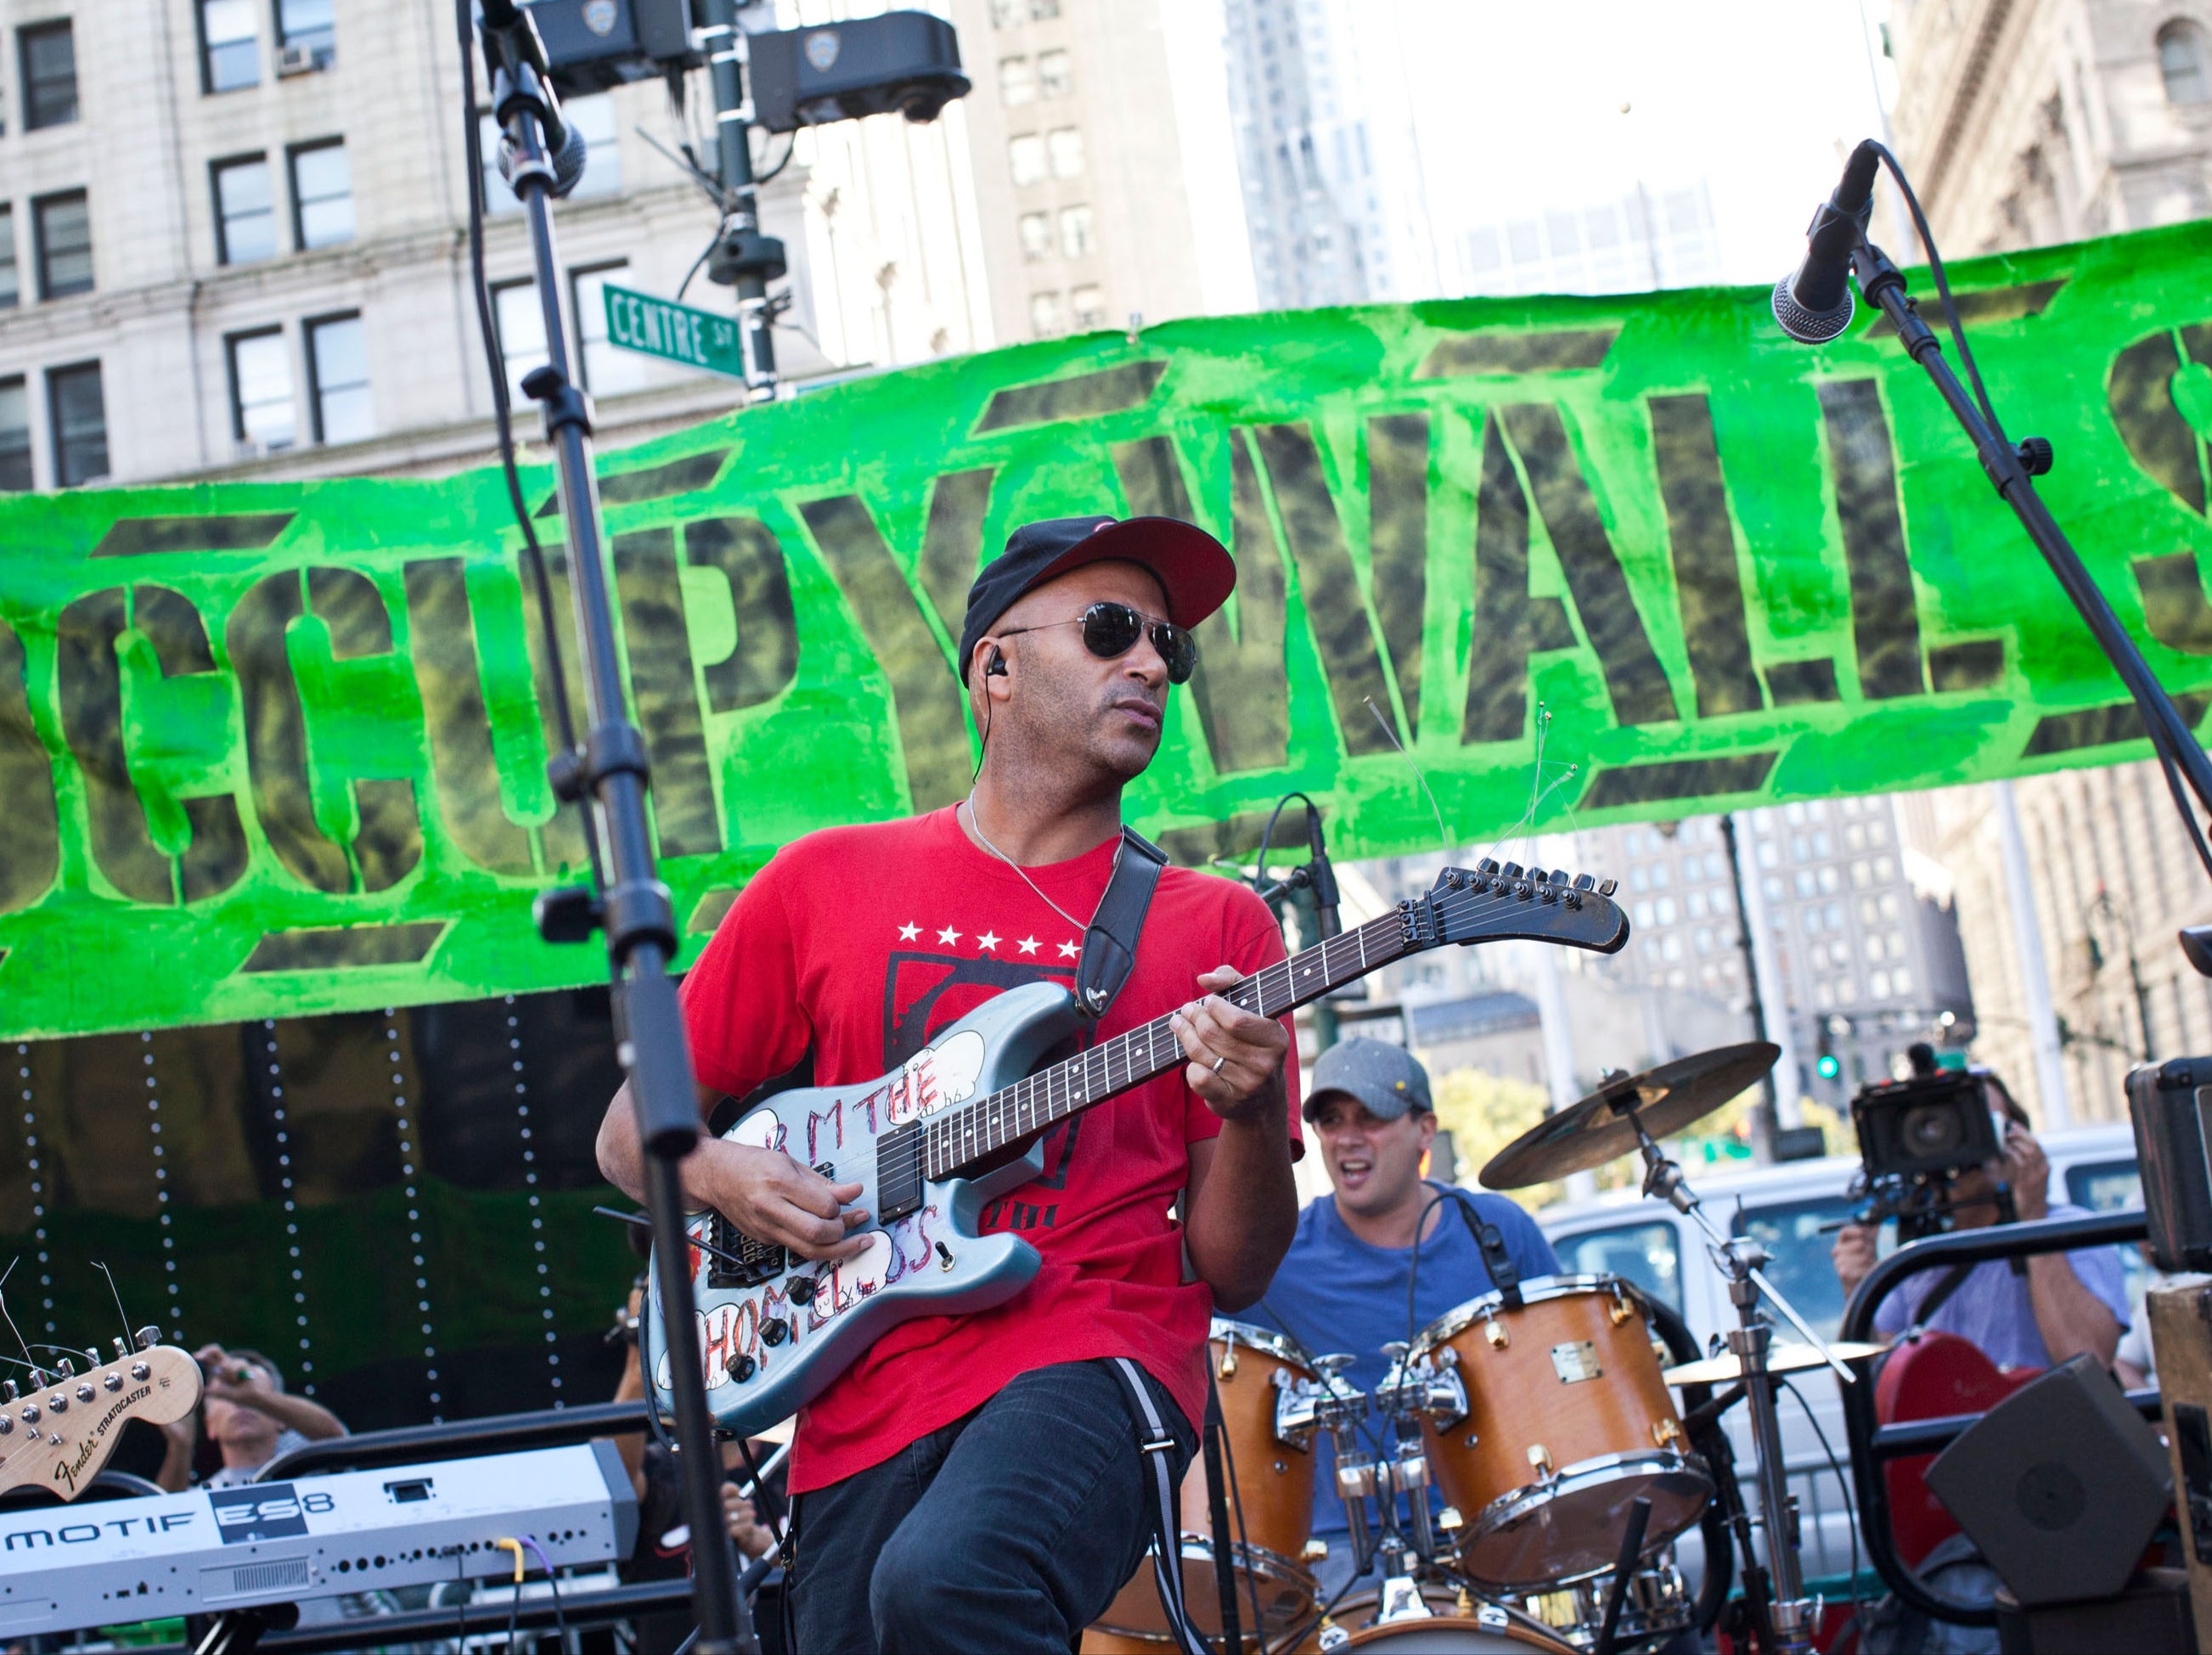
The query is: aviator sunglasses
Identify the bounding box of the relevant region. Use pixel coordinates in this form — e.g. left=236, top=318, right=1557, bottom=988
left=994, top=601, right=1200, bottom=684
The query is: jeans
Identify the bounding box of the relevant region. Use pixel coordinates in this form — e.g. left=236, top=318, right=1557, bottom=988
left=789, top=1359, right=1197, bottom=1654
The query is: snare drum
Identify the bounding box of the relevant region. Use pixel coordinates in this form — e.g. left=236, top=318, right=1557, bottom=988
left=1383, top=1275, right=1709, bottom=1590
left=1093, top=1319, right=1326, bottom=1643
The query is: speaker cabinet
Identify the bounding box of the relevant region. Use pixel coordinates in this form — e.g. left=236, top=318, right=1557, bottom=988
left=1924, top=1354, right=2170, bottom=1607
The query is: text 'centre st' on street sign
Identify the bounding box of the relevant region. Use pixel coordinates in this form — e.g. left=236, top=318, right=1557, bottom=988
left=602, top=283, right=745, bottom=380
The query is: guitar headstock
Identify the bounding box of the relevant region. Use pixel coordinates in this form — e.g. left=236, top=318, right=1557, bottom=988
left=0, top=1334, right=202, bottom=1501
left=1410, top=859, right=1629, bottom=954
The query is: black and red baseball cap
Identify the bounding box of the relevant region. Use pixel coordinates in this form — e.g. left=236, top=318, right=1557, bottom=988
left=956, top=515, right=1235, bottom=684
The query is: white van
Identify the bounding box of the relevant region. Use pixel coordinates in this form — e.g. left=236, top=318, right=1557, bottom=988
left=1534, top=1124, right=2143, bottom=1587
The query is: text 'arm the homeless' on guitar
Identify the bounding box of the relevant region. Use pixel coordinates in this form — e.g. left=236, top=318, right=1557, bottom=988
left=645, top=860, right=1627, bottom=1438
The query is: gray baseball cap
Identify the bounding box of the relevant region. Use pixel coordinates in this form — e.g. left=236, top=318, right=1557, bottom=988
left=1303, top=1039, right=1434, bottom=1123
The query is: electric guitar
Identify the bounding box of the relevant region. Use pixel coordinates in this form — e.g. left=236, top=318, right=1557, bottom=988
left=649, top=858, right=1628, bottom=1437
left=0, top=1333, right=202, bottom=1501
left=1874, top=1328, right=2040, bottom=1566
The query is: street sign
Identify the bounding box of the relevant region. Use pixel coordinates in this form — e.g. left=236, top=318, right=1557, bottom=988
left=601, top=283, right=746, bottom=380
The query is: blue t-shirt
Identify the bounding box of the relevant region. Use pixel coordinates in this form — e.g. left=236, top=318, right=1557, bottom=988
left=1246, top=1184, right=1560, bottom=1538
left=1872, top=1202, right=2133, bottom=1370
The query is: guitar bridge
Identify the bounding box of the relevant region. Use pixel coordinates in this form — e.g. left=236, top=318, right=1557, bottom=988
left=706, top=1213, right=788, bottom=1289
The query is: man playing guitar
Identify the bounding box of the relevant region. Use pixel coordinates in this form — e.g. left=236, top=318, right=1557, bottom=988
left=596, top=515, right=1303, bottom=1653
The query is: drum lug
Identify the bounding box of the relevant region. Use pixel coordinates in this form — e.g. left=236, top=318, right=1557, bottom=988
left=1652, top=1416, right=1683, bottom=1449
left=1219, top=1344, right=1238, bottom=1381
left=1527, top=1443, right=1554, bottom=1480
left=1301, top=1537, right=1331, bottom=1562
left=1607, top=1286, right=1635, bottom=1326
left=1437, top=1504, right=1462, bottom=1534
left=1482, top=1315, right=1508, bottom=1351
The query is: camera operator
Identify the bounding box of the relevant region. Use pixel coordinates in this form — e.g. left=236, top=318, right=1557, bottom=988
left=1831, top=1057, right=2127, bottom=1371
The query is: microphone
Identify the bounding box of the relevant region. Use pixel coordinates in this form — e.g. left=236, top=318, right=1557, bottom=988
left=479, top=0, right=579, bottom=199
left=1304, top=804, right=1341, bottom=941
left=1771, top=139, right=1881, bottom=344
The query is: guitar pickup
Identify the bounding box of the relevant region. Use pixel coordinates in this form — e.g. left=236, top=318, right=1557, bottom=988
left=706, top=1213, right=788, bottom=1289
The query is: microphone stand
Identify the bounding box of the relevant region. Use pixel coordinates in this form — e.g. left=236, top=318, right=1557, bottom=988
left=478, top=25, right=751, bottom=1655
left=1849, top=238, right=2212, bottom=948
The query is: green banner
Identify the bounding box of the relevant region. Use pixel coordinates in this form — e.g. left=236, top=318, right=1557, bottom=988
left=6, top=222, right=2212, bottom=1041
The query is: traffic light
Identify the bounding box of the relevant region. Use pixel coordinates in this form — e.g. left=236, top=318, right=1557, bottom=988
left=1815, top=1024, right=1840, bottom=1081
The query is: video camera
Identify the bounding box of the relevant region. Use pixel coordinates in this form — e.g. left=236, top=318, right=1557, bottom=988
left=1848, top=1050, right=2016, bottom=1240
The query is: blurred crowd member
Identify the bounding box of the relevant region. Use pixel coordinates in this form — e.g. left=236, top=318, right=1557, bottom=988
left=155, top=1345, right=346, bottom=1491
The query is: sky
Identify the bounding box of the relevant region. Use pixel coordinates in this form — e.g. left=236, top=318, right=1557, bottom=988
left=1388, top=0, right=1899, bottom=290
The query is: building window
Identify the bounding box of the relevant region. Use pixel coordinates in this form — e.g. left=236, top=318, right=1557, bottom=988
left=0, top=378, right=30, bottom=491
left=567, top=94, right=622, bottom=196
left=2160, top=20, right=2210, bottom=104
left=289, top=140, right=353, bottom=249
left=227, top=327, right=295, bottom=450
left=20, top=20, right=77, bottom=129
left=1029, top=290, right=1061, bottom=336
left=212, top=155, right=276, bottom=264
left=0, top=207, right=16, bottom=308
left=1047, top=126, right=1084, bottom=178
left=492, top=279, right=549, bottom=404
left=1029, top=0, right=1060, bottom=17
left=33, top=190, right=91, bottom=299
left=200, top=0, right=259, bottom=92
left=1038, top=48, right=1071, bottom=98
left=1059, top=203, right=1094, bottom=257
left=571, top=263, right=646, bottom=395
left=47, top=362, right=105, bottom=485
left=1017, top=211, right=1051, bottom=261
left=999, top=56, right=1034, bottom=104
left=1008, top=133, right=1046, bottom=186
left=988, top=0, right=1018, bottom=25
left=1070, top=284, right=1105, bottom=327
left=306, top=312, right=371, bottom=443
left=277, top=0, right=335, bottom=68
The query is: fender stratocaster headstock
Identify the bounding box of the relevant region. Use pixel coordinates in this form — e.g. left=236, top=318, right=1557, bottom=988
left=1416, top=859, right=1629, bottom=954
left=0, top=1334, right=201, bottom=1501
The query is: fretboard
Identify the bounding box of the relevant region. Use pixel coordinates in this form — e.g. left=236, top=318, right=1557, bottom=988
left=920, top=905, right=1411, bottom=1179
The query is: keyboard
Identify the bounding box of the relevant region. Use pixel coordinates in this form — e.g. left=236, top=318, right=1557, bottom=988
left=0, top=1441, right=638, bottom=1635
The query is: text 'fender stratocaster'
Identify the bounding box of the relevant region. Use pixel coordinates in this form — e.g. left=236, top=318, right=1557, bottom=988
left=650, top=859, right=1628, bottom=1437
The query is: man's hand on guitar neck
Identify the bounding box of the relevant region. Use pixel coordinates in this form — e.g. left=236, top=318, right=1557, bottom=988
left=1169, top=965, right=1292, bottom=1123
left=598, top=1080, right=873, bottom=1263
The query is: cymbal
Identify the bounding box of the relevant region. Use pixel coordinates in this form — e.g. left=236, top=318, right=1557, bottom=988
left=1477, top=1041, right=1781, bottom=1190
left=1663, top=1341, right=1887, bottom=1388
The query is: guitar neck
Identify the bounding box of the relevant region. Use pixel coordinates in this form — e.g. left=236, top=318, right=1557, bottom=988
left=921, top=907, right=1411, bottom=1179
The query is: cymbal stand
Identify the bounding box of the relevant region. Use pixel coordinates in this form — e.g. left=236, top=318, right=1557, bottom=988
left=1625, top=1108, right=1850, bottom=1655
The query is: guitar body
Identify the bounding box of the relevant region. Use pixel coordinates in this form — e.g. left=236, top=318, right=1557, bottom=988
left=648, top=980, right=1084, bottom=1438
left=1875, top=1330, right=2039, bottom=1566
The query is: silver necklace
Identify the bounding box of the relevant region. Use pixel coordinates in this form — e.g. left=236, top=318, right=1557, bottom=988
left=961, top=791, right=1114, bottom=937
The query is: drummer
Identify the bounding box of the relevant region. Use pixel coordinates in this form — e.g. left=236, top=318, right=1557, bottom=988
left=1247, top=1039, right=1558, bottom=1597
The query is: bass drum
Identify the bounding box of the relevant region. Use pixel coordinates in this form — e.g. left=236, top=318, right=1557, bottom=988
left=1297, top=1585, right=1579, bottom=1653
left=1092, top=1320, right=1322, bottom=1644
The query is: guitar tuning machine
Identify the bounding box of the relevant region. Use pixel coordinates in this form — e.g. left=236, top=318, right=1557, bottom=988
left=134, top=1326, right=160, bottom=1352
left=1597, top=877, right=1618, bottom=898
left=54, top=1358, right=72, bottom=1379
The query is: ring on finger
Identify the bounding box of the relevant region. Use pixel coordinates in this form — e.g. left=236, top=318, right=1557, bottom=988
left=1210, top=1054, right=1227, bottom=1075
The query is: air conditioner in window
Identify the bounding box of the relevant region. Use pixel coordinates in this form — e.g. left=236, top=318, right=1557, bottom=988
left=276, top=41, right=321, bottom=77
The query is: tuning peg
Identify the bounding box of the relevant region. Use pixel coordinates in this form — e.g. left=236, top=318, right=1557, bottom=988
left=1475, top=858, right=1499, bottom=875
left=1501, top=862, right=1523, bottom=880
left=134, top=1326, right=159, bottom=1351
left=1573, top=873, right=1595, bottom=892
left=3, top=1382, right=16, bottom=1404
left=112, top=1337, right=128, bottom=1359
left=1598, top=877, right=1618, bottom=897
left=54, top=1358, right=72, bottom=1378
left=82, top=1348, right=99, bottom=1370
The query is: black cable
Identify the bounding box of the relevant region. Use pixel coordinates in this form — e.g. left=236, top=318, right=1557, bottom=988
left=1251, top=792, right=1319, bottom=900
left=455, top=0, right=605, bottom=892
left=453, top=1546, right=469, bottom=1651
left=752, top=131, right=796, bottom=185
left=732, top=1434, right=786, bottom=1551
left=1206, top=1376, right=1269, bottom=1648
left=1783, top=1375, right=1865, bottom=1627
left=675, top=226, right=721, bottom=303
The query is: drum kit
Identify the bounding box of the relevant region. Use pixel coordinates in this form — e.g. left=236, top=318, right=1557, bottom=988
left=1085, top=1042, right=1872, bottom=1655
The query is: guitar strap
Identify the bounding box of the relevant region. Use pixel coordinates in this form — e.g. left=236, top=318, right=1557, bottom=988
left=1108, top=1355, right=1214, bottom=1655
left=1074, top=827, right=1169, bottom=1022
left=1910, top=1261, right=1978, bottom=1332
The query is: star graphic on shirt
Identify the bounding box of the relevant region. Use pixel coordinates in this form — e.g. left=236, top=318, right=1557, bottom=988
left=976, top=931, right=1001, bottom=952
left=1016, top=936, right=1039, bottom=955
left=937, top=926, right=962, bottom=946
left=1057, top=939, right=1080, bottom=960
left=898, top=922, right=920, bottom=941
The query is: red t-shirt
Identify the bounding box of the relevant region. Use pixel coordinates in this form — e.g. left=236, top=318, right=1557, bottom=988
left=679, top=807, right=1304, bottom=1494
